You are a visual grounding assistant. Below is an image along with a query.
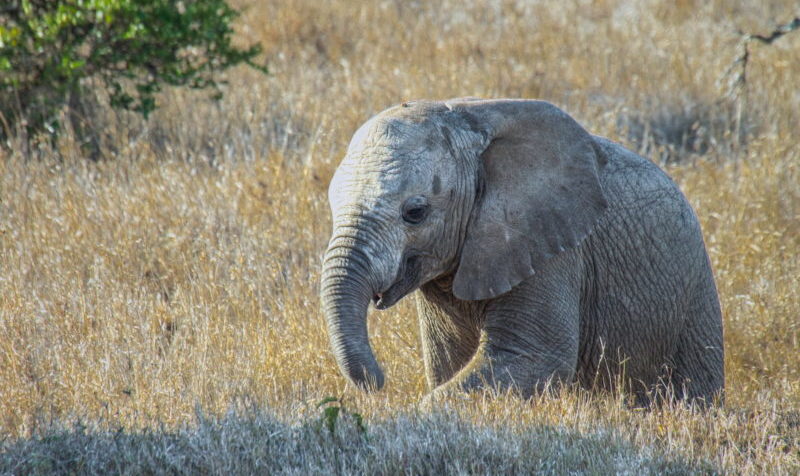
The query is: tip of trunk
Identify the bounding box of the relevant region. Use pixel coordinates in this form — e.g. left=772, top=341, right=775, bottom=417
left=329, top=328, right=385, bottom=392
left=343, top=362, right=385, bottom=392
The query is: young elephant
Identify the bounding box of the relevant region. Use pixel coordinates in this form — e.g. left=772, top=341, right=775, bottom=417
left=320, top=98, right=724, bottom=405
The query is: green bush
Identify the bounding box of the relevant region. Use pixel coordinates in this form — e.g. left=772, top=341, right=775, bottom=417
left=0, top=0, right=265, bottom=141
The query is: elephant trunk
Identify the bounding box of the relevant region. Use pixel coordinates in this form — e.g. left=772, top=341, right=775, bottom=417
left=320, top=240, right=385, bottom=391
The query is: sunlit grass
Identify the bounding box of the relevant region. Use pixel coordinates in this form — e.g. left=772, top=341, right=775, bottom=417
left=1, top=0, right=798, bottom=472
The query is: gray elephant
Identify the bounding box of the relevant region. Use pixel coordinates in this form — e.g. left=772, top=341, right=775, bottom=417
left=320, top=98, right=724, bottom=405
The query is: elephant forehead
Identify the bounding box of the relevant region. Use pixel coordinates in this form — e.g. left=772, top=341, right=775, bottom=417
left=348, top=113, right=441, bottom=156
left=328, top=154, right=435, bottom=211
left=330, top=108, right=460, bottom=212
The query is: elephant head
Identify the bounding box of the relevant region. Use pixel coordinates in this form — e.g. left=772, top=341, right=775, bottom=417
left=320, top=99, right=608, bottom=391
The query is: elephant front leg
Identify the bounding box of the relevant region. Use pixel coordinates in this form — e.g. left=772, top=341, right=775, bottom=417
left=439, top=277, right=582, bottom=400
left=416, top=291, right=481, bottom=390
left=420, top=337, right=574, bottom=406
left=457, top=341, right=576, bottom=398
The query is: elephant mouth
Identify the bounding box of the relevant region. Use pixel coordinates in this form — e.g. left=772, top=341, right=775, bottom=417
left=373, top=254, right=422, bottom=310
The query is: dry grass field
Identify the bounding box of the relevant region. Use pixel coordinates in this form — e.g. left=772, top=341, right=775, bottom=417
left=1, top=0, right=799, bottom=473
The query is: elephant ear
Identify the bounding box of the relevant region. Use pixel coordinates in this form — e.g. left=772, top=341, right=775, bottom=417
left=450, top=99, right=608, bottom=301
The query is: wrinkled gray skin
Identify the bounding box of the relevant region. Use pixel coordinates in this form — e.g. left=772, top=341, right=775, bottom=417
left=320, top=99, right=724, bottom=405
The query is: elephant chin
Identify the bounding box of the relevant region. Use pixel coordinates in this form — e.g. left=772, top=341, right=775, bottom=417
left=374, top=254, right=423, bottom=310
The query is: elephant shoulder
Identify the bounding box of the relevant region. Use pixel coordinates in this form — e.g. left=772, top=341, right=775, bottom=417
left=588, top=135, right=706, bottom=259
left=585, top=136, right=712, bottom=301
left=591, top=135, right=694, bottom=216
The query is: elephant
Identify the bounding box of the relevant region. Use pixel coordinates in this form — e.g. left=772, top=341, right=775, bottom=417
left=320, top=98, right=724, bottom=405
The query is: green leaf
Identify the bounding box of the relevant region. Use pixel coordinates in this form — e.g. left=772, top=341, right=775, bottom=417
left=316, top=396, right=340, bottom=408
left=323, top=406, right=340, bottom=434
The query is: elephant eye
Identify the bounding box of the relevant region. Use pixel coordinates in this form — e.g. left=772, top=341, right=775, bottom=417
left=402, top=196, right=429, bottom=225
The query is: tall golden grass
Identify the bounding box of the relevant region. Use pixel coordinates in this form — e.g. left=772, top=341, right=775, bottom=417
left=1, top=0, right=798, bottom=472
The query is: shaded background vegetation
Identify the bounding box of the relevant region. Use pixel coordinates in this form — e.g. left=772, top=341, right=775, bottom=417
left=1, top=0, right=798, bottom=473
left=0, top=0, right=264, bottom=155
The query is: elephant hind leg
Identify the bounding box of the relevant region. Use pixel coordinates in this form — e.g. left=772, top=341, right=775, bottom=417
left=668, top=287, right=725, bottom=405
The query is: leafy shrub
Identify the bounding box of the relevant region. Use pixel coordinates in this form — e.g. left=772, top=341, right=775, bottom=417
left=0, top=0, right=265, bottom=141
